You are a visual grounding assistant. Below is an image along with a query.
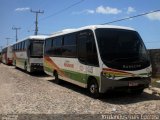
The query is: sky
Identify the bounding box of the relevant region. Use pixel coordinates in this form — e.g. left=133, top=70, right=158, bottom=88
left=0, top=0, right=160, bottom=50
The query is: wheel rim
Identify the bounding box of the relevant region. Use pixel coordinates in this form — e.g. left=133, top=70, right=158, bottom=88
left=90, top=84, right=97, bottom=94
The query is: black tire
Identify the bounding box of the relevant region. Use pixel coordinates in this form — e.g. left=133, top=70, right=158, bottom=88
left=24, top=63, right=27, bottom=72
left=14, top=61, right=18, bottom=69
left=54, top=72, right=61, bottom=84
left=13, top=60, right=16, bottom=66
left=130, top=88, right=144, bottom=95
left=88, top=79, right=100, bottom=98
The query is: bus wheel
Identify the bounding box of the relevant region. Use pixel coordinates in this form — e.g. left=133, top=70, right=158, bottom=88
left=24, top=63, right=27, bottom=72
left=130, top=88, right=144, bottom=95
left=88, top=79, right=100, bottom=98
left=15, top=61, right=17, bottom=68
left=54, top=71, right=61, bottom=84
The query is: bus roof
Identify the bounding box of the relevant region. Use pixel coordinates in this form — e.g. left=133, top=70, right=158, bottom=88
left=2, top=44, right=13, bottom=49
left=49, top=25, right=135, bottom=38
left=12, top=35, right=48, bottom=45
left=28, top=35, right=48, bottom=40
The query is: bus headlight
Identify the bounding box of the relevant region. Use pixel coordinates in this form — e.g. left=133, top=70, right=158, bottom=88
left=102, top=72, right=115, bottom=79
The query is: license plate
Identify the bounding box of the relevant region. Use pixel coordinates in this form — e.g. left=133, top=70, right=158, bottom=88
left=129, top=82, right=139, bottom=86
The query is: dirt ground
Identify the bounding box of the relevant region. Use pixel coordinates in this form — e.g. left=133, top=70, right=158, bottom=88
left=0, top=63, right=160, bottom=120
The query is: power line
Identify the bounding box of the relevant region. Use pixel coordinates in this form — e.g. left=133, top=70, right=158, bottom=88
left=27, top=0, right=84, bottom=34
left=98, top=9, right=160, bottom=44
left=101, top=9, right=160, bottom=25
left=40, top=0, right=84, bottom=21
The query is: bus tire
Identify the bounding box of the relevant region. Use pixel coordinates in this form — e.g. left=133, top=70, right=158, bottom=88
left=15, top=61, right=18, bottom=68
left=88, top=79, right=100, bottom=98
left=130, top=88, right=144, bottom=95
left=24, top=62, right=27, bottom=72
left=54, top=71, right=61, bottom=84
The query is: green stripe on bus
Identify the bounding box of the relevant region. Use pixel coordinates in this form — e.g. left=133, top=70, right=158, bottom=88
left=16, top=58, right=26, bottom=66
left=44, top=66, right=100, bottom=84
left=44, top=66, right=52, bottom=73
left=62, top=69, right=100, bottom=84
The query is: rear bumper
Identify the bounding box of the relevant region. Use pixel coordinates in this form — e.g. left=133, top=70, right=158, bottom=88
left=100, top=76, right=151, bottom=93
left=31, top=63, right=43, bottom=72
left=7, top=59, right=13, bottom=65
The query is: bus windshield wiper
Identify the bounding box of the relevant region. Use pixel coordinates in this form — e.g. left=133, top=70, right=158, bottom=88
left=105, top=56, right=140, bottom=63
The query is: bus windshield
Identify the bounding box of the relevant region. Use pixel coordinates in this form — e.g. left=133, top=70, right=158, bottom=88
left=95, top=28, right=150, bottom=71
left=30, top=40, right=44, bottom=57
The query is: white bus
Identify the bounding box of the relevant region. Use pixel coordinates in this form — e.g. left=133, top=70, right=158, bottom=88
left=44, top=25, right=152, bottom=98
left=1, top=45, right=13, bottom=65
left=12, top=35, right=47, bottom=72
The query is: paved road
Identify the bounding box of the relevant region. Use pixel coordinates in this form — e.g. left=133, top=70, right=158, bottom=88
left=0, top=63, right=160, bottom=119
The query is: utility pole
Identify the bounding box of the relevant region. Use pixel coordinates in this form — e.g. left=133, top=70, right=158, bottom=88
left=31, top=9, right=44, bottom=35
left=5, top=38, right=11, bottom=46
left=0, top=46, right=2, bottom=51
left=12, top=27, right=21, bottom=42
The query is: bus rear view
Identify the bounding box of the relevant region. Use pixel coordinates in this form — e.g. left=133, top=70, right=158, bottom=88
left=96, top=28, right=151, bottom=94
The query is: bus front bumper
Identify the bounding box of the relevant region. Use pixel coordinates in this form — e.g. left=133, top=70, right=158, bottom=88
left=100, top=76, right=151, bottom=93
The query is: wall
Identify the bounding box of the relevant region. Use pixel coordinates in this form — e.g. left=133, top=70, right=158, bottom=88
left=149, top=49, right=160, bottom=77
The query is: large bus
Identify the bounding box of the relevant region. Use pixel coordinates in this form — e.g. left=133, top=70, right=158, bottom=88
left=1, top=45, right=13, bottom=65
left=12, top=35, right=47, bottom=72
left=44, top=25, right=152, bottom=98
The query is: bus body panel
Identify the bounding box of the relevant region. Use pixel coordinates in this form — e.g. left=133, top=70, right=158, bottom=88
left=14, top=51, right=27, bottom=69
left=2, top=52, right=7, bottom=64
left=0, top=52, right=1, bottom=62
left=44, top=56, right=101, bottom=88
left=2, top=46, right=13, bottom=65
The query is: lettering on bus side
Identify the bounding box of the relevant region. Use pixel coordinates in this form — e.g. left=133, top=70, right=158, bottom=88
left=87, top=66, right=93, bottom=74
left=79, top=65, right=84, bottom=71
left=64, top=60, right=74, bottom=68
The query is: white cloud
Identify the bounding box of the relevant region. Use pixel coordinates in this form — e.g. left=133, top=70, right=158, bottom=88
left=15, top=7, right=30, bottom=12
left=72, top=9, right=94, bottom=15
left=146, top=12, right=160, bottom=21
left=96, top=6, right=122, bottom=15
left=86, top=9, right=95, bottom=14
left=72, top=6, right=121, bottom=15
left=127, top=7, right=136, bottom=14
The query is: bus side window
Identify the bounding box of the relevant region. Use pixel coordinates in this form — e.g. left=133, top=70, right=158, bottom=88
left=27, top=40, right=31, bottom=56
left=17, top=43, right=20, bottom=51
left=77, top=30, right=99, bottom=66
left=86, top=31, right=99, bottom=66
left=45, top=38, right=52, bottom=56
left=52, top=37, right=62, bottom=56
left=77, top=32, right=87, bottom=63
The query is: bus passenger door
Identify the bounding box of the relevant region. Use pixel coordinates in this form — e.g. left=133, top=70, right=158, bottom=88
left=77, top=31, right=88, bottom=85
left=77, top=30, right=99, bottom=88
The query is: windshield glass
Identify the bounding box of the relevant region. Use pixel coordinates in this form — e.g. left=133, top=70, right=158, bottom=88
left=30, top=40, right=44, bottom=57
left=96, top=28, right=150, bottom=70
